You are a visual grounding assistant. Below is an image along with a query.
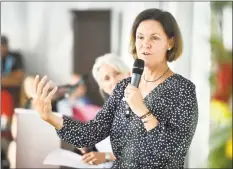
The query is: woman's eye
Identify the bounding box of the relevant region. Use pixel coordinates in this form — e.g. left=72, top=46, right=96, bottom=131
left=137, top=36, right=143, bottom=39
left=152, top=36, right=159, bottom=40
left=104, top=76, right=110, bottom=81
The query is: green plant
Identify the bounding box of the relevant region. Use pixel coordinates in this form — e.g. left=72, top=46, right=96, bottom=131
left=208, top=2, right=232, bottom=168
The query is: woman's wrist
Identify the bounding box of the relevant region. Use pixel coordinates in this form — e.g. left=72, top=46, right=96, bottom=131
left=47, top=113, right=64, bottom=130
left=141, top=113, right=154, bottom=123
left=136, top=104, right=149, bottom=117
left=142, top=114, right=158, bottom=131
left=105, top=152, right=116, bottom=162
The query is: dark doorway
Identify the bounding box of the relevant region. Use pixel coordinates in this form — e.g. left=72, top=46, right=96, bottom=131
left=72, top=10, right=111, bottom=106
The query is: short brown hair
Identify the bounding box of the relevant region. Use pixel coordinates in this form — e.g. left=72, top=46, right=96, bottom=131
left=130, top=8, right=183, bottom=62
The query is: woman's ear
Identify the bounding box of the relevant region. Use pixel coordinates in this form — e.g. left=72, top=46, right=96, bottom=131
left=168, top=37, right=175, bottom=50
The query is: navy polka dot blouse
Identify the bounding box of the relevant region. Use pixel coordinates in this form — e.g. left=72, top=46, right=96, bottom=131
left=56, top=74, right=198, bottom=169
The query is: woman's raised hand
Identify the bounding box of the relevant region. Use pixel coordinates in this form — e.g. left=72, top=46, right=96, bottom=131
left=32, top=75, right=58, bottom=122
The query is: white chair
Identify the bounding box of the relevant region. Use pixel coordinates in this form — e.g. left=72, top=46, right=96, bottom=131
left=10, top=108, right=62, bottom=168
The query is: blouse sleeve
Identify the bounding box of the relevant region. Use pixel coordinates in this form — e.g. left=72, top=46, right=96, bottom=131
left=55, top=84, right=121, bottom=148
left=145, top=82, right=198, bottom=168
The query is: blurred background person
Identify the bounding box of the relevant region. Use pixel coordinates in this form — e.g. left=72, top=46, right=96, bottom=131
left=1, top=35, right=25, bottom=109
left=1, top=35, right=25, bottom=128
left=1, top=35, right=25, bottom=87
left=56, top=73, right=92, bottom=117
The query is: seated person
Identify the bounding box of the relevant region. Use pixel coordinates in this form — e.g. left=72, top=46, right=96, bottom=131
left=77, top=53, right=130, bottom=168
left=1, top=35, right=25, bottom=108
left=1, top=35, right=24, bottom=87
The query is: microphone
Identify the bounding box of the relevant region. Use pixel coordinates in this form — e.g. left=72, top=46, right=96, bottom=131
left=125, top=59, right=144, bottom=118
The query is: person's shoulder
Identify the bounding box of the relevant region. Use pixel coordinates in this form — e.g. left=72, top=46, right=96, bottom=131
left=112, top=77, right=131, bottom=94
left=120, top=77, right=131, bottom=85
left=116, top=77, right=131, bottom=88
left=173, top=74, right=196, bottom=91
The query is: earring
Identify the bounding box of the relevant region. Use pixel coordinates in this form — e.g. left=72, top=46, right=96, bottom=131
left=168, top=48, right=171, bottom=50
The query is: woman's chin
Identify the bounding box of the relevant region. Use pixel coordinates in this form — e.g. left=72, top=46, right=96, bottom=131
left=139, top=57, right=150, bottom=65
left=144, top=61, right=153, bottom=68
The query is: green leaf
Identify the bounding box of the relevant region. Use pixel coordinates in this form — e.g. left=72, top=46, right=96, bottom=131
left=208, top=140, right=232, bottom=168
left=210, top=35, right=232, bottom=63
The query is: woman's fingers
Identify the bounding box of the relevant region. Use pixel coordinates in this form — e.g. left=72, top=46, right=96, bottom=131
left=45, top=86, right=58, bottom=102
left=37, top=75, right=47, bottom=96
left=82, top=153, right=95, bottom=164
left=41, top=81, right=52, bottom=100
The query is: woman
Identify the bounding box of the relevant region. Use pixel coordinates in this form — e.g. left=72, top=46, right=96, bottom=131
left=92, top=53, right=130, bottom=100
left=76, top=53, right=130, bottom=167
left=32, top=8, right=198, bottom=168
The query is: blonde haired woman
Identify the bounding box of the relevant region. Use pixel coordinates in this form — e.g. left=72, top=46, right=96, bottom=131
left=92, top=53, right=130, bottom=100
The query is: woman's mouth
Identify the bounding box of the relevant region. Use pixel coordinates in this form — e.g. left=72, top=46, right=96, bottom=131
left=142, top=52, right=151, bottom=56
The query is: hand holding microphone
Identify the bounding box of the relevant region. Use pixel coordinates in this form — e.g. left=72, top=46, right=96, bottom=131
left=124, top=59, right=149, bottom=117
left=124, top=84, right=149, bottom=117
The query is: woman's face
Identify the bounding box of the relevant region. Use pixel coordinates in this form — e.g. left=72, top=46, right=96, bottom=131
left=99, top=64, right=129, bottom=95
left=135, top=20, right=172, bottom=68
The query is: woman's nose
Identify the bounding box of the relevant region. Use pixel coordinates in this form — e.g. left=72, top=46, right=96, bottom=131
left=143, top=39, right=151, bottom=48
left=110, top=78, right=119, bottom=89
left=111, top=78, right=118, bottom=86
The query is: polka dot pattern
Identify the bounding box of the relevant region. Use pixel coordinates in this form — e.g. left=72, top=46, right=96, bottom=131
left=56, top=74, right=198, bottom=169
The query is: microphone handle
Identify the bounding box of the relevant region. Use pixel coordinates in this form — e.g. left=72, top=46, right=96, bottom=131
left=131, top=74, right=141, bottom=87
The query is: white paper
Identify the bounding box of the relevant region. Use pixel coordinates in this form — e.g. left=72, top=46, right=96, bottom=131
left=43, top=148, right=102, bottom=168
left=95, top=137, right=113, bottom=153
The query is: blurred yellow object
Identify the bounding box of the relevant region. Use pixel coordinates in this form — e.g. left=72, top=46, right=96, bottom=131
left=226, top=136, right=232, bottom=159
left=210, top=100, right=232, bottom=123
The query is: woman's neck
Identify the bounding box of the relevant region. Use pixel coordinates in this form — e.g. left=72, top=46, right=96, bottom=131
left=143, top=63, right=169, bottom=81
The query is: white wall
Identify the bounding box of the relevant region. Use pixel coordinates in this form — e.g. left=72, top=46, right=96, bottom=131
left=1, top=2, right=28, bottom=51
left=2, top=2, right=125, bottom=84
left=167, top=2, right=194, bottom=79
left=189, top=2, right=211, bottom=168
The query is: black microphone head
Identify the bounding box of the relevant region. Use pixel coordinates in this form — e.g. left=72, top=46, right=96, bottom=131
left=132, top=59, right=144, bottom=75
